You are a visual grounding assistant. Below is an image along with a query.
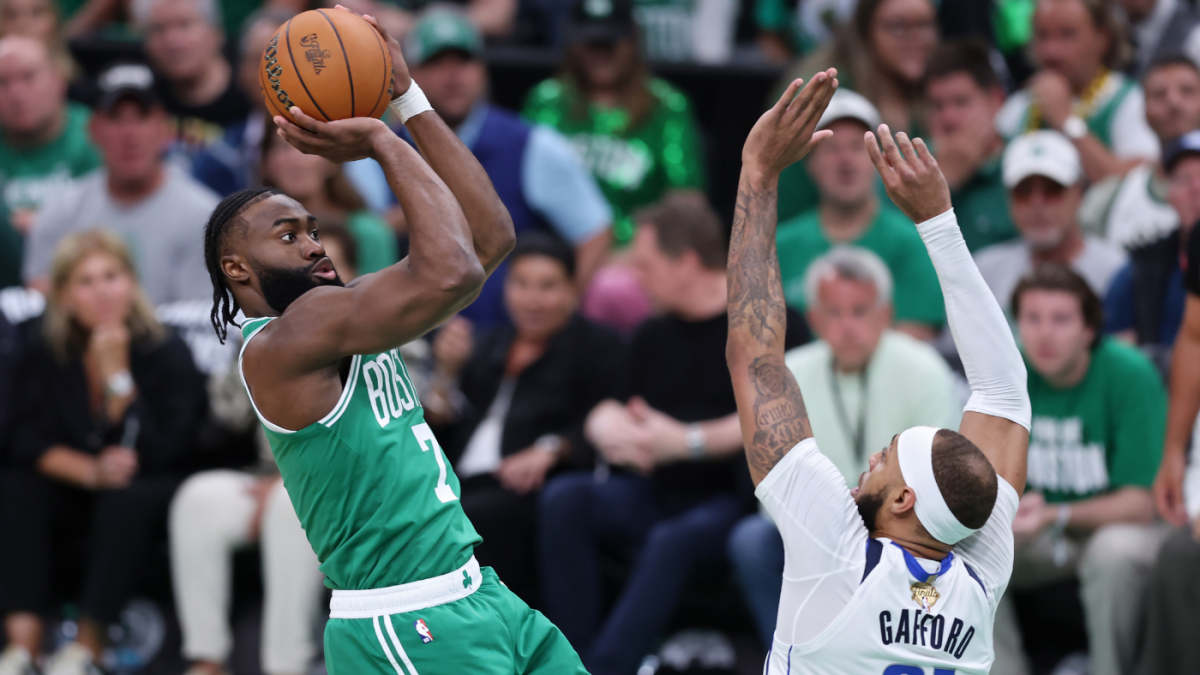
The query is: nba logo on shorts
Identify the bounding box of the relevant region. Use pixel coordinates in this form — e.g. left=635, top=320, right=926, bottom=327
left=414, top=619, right=434, bottom=644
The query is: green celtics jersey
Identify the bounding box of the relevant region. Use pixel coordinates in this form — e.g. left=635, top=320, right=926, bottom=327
left=240, top=317, right=480, bottom=590
left=522, top=77, right=705, bottom=245
left=1024, top=338, right=1167, bottom=503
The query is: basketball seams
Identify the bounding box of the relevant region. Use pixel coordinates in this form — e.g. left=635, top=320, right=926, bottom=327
left=285, top=18, right=332, bottom=122
left=367, top=25, right=390, bottom=119
left=315, top=9, right=355, bottom=116
left=260, top=59, right=290, bottom=120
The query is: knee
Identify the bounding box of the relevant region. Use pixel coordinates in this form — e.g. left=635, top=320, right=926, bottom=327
left=1156, top=528, right=1200, bottom=571
left=170, top=471, right=249, bottom=538
left=538, top=473, right=592, bottom=528
left=1079, top=524, right=1155, bottom=583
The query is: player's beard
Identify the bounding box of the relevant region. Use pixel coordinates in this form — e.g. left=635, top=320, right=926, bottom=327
left=255, top=262, right=344, bottom=314
left=855, top=486, right=888, bottom=533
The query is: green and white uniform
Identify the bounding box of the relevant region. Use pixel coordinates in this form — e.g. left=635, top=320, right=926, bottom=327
left=239, top=317, right=587, bottom=675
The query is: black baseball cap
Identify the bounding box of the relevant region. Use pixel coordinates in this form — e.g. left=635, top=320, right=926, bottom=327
left=94, top=62, right=161, bottom=112
left=566, top=0, right=635, bottom=45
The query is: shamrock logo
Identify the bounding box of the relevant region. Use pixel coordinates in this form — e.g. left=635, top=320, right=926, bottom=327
left=463, top=570, right=473, bottom=589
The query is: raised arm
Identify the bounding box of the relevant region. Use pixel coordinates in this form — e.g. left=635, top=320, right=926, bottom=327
left=727, top=71, right=837, bottom=485
left=864, top=125, right=1032, bottom=493
left=360, top=9, right=515, bottom=278
left=258, top=111, right=482, bottom=369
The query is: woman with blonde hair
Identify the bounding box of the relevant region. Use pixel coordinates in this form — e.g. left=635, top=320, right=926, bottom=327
left=0, top=229, right=206, bottom=675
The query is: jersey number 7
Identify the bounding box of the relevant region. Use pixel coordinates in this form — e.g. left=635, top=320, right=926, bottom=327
left=412, top=422, right=459, bottom=503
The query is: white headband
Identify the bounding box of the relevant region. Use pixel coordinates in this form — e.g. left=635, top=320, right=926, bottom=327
left=896, top=426, right=979, bottom=545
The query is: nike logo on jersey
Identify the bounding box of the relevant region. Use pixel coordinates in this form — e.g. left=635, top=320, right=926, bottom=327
left=879, top=610, right=976, bottom=660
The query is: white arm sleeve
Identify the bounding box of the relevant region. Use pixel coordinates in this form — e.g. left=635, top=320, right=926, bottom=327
left=915, top=210, right=1031, bottom=430
left=756, top=438, right=869, bottom=645
left=954, top=476, right=1019, bottom=601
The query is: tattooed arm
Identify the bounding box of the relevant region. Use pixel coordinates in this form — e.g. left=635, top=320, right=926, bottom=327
left=727, top=71, right=838, bottom=485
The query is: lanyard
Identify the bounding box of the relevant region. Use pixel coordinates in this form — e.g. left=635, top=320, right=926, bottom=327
left=895, top=543, right=954, bottom=584
left=829, top=364, right=868, bottom=463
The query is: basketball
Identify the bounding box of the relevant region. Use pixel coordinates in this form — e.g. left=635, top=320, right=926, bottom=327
left=260, top=9, right=394, bottom=124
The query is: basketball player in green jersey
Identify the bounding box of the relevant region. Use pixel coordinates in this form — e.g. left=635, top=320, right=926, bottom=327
left=201, top=10, right=588, bottom=675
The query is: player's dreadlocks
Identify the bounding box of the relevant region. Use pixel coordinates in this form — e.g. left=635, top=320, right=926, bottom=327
left=204, top=187, right=283, bottom=343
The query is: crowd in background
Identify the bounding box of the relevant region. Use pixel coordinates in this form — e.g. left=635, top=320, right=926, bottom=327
left=0, top=0, right=1198, bottom=674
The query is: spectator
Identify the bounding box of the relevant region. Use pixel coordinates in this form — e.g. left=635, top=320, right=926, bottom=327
left=1137, top=173, right=1200, bottom=675
left=1119, top=0, right=1200, bottom=78
left=1082, top=56, right=1200, bottom=251
left=0, top=229, right=206, bottom=675
left=259, top=124, right=397, bottom=276
left=774, top=0, right=938, bottom=221
left=995, top=0, right=1158, bottom=182
left=522, top=0, right=705, bottom=248
left=775, top=89, right=945, bottom=339
left=728, top=246, right=959, bottom=648
left=755, top=0, right=855, bottom=63
left=23, top=61, right=219, bottom=304
left=630, top=0, right=738, bottom=63
left=0, top=36, right=101, bottom=288
left=538, top=195, right=808, bottom=675
left=992, top=265, right=1168, bottom=675
left=0, top=0, right=80, bottom=80
left=1095, top=60, right=1200, bottom=351
left=337, top=0, right=518, bottom=41
left=975, top=130, right=1126, bottom=310
left=427, top=233, right=624, bottom=604
left=925, top=39, right=1017, bottom=251
left=385, top=9, right=611, bottom=329
left=191, top=6, right=295, bottom=196
left=170, top=366, right=321, bottom=675
left=135, top=0, right=252, bottom=158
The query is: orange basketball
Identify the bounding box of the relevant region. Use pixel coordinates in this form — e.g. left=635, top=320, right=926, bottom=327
left=260, top=9, right=393, bottom=124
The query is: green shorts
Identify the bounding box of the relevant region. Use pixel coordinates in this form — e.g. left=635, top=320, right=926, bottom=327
left=324, top=562, right=587, bottom=675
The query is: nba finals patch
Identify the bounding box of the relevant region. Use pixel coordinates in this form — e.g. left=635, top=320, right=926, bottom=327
left=414, top=619, right=434, bottom=644
left=911, top=581, right=940, bottom=611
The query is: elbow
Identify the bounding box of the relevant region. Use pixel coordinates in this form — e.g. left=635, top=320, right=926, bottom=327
left=442, top=255, right=486, bottom=299
left=485, top=211, right=517, bottom=270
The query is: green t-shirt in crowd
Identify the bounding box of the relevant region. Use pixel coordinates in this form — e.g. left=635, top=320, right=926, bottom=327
left=345, top=210, right=398, bottom=276
left=776, top=206, right=945, bottom=327
left=0, top=103, right=102, bottom=288
left=950, top=155, right=1018, bottom=252
left=522, top=77, right=705, bottom=245
left=1025, top=338, right=1166, bottom=504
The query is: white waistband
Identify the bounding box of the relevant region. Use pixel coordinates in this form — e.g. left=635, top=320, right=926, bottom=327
left=329, top=557, right=482, bottom=618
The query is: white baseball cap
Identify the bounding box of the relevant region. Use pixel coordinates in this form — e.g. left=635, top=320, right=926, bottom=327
left=1002, top=130, right=1082, bottom=189
left=816, top=89, right=882, bottom=132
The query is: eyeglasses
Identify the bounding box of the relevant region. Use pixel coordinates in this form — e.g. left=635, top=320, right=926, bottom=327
left=875, top=18, right=937, bottom=39
left=1011, top=179, right=1068, bottom=202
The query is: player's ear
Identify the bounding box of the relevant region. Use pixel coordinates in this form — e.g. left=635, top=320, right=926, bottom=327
left=892, top=485, right=917, bottom=515
left=222, top=254, right=252, bottom=284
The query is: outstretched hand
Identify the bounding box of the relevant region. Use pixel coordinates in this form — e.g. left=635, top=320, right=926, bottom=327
left=275, top=106, right=391, bottom=163
left=334, top=4, right=413, bottom=99
left=742, top=69, right=838, bottom=180
left=865, top=124, right=953, bottom=224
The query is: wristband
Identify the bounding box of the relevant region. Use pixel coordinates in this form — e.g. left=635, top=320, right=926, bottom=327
left=1052, top=504, right=1072, bottom=535
left=389, top=81, right=433, bottom=125
left=685, top=424, right=707, bottom=459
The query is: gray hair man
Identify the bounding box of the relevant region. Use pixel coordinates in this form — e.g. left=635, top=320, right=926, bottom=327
left=136, top=0, right=251, bottom=153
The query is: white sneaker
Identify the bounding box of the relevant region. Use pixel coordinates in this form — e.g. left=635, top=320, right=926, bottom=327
left=0, top=646, right=35, bottom=675
left=42, top=643, right=100, bottom=675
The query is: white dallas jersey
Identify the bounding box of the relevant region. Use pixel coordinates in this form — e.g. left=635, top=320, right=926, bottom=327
left=757, top=438, right=1019, bottom=675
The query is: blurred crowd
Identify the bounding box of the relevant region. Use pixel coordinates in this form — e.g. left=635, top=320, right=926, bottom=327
left=0, top=0, right=1198, bottom=675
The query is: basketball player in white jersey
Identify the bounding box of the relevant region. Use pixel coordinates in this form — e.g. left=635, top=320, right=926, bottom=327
left=727, top=70, right=1032, bottom=675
